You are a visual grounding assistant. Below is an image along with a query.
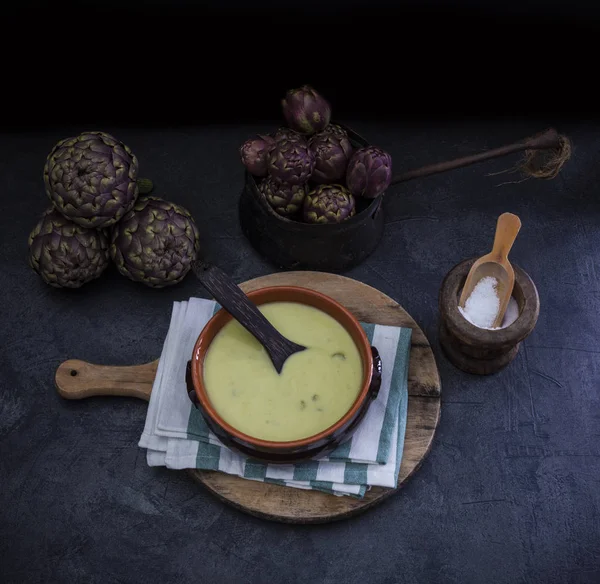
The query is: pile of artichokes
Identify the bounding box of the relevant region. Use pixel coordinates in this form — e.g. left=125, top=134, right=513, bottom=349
left=239, top=85, right=393, bottom=224
left=28, top=131, right=200, bottom=289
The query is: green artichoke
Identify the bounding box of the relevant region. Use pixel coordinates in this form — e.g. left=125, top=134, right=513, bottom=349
left=28, top=207, right=110, bottom=288
left=259, top=176, right=307, bottom=217
left=110, top=196, right=200, bottom=288
left=303, top=184, right=356, bottom=224
left=44, top=131, right=139, bottom=229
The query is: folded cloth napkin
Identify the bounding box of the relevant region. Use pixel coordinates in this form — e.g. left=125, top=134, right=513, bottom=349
left=139, top=298, right=412, bottom=497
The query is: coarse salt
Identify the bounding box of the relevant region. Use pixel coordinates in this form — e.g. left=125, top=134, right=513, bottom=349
left=459, top=276, right=500, bottom=329
left=458, top=279, right=520, bottom=330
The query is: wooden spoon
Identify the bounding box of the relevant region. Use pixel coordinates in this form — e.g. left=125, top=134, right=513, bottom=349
left=192, top=261, right=305, bottom=373
left=458, top=212, right=522, bottom=328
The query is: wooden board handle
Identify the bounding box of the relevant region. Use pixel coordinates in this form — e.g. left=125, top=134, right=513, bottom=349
left=55, top=359, right=158, bottom=402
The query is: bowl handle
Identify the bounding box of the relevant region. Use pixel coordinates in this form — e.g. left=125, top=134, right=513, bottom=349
left=185, top=360, right=200, bottom=408
left=369, top=346, right=382, bottom=400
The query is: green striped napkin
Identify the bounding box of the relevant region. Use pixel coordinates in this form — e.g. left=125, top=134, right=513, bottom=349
left=139, top=298, right=411, bottom=498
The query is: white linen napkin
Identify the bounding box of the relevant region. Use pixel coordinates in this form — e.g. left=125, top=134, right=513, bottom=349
left=139, top=298, right=411, bottom=497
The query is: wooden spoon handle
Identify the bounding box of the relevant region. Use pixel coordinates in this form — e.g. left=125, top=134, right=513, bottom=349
left=55, top=359, right=158, bottom=402
left=192, top=261, right=304, bottom=373
left=491, top=212, right=522, bottom=260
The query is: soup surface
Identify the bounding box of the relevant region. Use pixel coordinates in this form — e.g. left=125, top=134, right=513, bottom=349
left=203, top=301, right=363, bottom=441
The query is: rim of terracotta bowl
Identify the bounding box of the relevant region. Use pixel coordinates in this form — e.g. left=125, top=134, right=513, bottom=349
left=191, top=286, right=374, bottom=449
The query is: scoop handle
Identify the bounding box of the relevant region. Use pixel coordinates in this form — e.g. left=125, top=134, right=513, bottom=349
left=192, top=261, right=304, bottom=373
left=491, top=212, right=522, bottom=261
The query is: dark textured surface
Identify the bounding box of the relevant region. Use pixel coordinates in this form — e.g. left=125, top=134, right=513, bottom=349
left=1, top=121, right=599, bottom=584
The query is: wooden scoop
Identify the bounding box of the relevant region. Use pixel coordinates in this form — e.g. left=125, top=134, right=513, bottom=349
left=192, top=261, right=306, bottom=373
left=459, top=212, right=522, bottom=328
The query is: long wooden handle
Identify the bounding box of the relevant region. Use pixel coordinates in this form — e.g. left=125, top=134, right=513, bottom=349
left=491, top=212, right=522, bottom=260
left=55, top=359, right=158, bottom=402
left=390, top=128, right=560, bottom=185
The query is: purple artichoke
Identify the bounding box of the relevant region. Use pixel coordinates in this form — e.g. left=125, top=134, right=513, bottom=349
left=239, top=135, right=275, bottom=177
left=267, top=137, right=316, bottom=185
left=259, top=176, right=307, bottom=217
left=28, top=207, right=110, bottom=288
left=273, top=127, right=303, bottom=143
left=346, top=146, right=393, bottom=199
left=44, top=131, right=139, bottom=229
left=303, top=184, right=356, bottom=224
left=309, top=124, right=354, bottom=184
left=110, top=196, right=200, bottom=288
left=281, top=85, right=331, bottom=135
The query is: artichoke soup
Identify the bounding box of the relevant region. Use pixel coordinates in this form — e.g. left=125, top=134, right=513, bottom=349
left=203, top=302, right=363, bottom=441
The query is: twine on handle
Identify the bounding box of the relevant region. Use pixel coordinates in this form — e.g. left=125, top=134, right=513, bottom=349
left=519, top=133, right=572, bottom=179
left=392, top=127, right=572, bottom=188
left=487, top=131, right=572, bottom=185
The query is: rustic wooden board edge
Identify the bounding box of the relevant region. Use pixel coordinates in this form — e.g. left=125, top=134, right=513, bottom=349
left=187, top=395, right=441, bottom=524
left=55, top=270, right=442, bottom=524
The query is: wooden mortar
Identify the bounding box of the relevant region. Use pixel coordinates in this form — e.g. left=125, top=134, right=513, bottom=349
left=438, top=258, right=540, bottom=375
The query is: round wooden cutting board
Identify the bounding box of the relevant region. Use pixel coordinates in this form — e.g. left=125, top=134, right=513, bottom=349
left=56, top=271, right=441, bottom=524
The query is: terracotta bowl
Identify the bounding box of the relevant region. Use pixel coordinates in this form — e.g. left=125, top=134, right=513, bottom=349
left=185, top=286, right=382, bottom=464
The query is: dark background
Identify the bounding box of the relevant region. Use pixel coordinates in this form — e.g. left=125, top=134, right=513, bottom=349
left=4, top=0, right=600, bottom=127
left=2, top=1, right=600, bottom=584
